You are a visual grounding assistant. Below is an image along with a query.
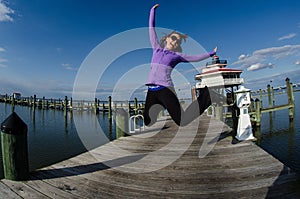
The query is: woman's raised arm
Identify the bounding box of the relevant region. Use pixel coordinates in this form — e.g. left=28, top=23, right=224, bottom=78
left=149, top=4, right=160, bottom=49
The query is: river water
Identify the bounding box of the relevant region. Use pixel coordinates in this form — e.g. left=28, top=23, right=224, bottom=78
left=0, top=104, right=116, bottom=176
left=0, top=91, right=299, bottom=178
left=254, top=91, right=300, bottom=173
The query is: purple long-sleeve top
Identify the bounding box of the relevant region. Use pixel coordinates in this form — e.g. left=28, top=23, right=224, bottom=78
left=146, top=7, right=214, bottom=87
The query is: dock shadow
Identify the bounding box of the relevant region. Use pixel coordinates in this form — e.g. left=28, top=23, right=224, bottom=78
left=206, top=130, right=234, bottom=145
left=266, top=166, right=300, bottom=198
left=30, top=153, right=145, bottom=180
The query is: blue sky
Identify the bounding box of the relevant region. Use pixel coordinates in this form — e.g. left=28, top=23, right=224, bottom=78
left=1, top=0, right=300, bottom=100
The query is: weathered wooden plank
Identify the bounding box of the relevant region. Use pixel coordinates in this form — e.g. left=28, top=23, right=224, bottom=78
left=0, top=181, right=22, bottom=199
left=25, top=176, right=80, bottom=199
left=1, top=179, right=48, bottom=199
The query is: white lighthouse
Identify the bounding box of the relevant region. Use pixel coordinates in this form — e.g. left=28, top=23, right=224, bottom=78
left=235, top=86, right=255, bottom=141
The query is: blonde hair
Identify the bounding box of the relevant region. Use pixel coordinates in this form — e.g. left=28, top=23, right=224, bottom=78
left=160, top=31, right=188, bottom=52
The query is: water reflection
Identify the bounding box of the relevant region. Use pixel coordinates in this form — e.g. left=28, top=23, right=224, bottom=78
left=0, top=103, right=117, bottom=175
left=254, top=111, right=299, bottom=173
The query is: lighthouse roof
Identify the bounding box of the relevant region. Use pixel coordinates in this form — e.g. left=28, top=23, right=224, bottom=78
left=195, top=68, right=243, bottom=78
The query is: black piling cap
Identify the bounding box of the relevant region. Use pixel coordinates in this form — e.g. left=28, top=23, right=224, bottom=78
left=1, top=112, right=28, bottom=135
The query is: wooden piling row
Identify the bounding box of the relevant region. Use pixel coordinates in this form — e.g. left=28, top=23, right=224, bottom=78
left=0, top=94, right=145, bottom=116
left=249, top=78, right=295, bottom=126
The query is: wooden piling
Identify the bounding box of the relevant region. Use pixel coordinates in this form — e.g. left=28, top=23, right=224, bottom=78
left=94, top=98, right=99, bottom=114
left=267, top=84, right=272, bottom=108
left=46, top=99, right=49, bottom=109
left=64, top=96, right=68, bottom=117
left=108, top=96, right=112, bottom=119
left=286, top=78, right=293, bottom=104
left=255, top=98, right=261, bottom=126
left=231, top=104, right=238, bottom=133
left=115, top=108, right=128, bottom=138
left=1, top=112, right=29, bottom=181
left=70, top=97, right=73, bottom=112
left=11, top=95, right=15, bottom=112
left=53, top=99, right=56, bottom=110
left=33, top=95, right=37, bottom=109
left=215, top=105, right=223, bottom=121
left=271, top=86, right=275, bottom=105
left=134, top=97, right=138, bottom=115
left=286, top=78, right=295, bottom=121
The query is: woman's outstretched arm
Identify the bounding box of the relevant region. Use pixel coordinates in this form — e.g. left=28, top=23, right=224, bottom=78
left=179, top=47, right=218, bottom=62
left=149, top=4, right=160, bottom=49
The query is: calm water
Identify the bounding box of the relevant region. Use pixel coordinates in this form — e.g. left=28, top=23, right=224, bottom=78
left=0, top=104, right=116, bottom=177
left=0, top=91, right=299, bottom=178
left=254, top=91, right=300, bottom=173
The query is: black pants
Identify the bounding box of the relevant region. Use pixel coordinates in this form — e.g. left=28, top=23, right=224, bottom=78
left=143, top=86, right=211, bottom=126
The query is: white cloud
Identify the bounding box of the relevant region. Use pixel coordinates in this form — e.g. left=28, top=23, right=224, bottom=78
left=0, top=61, right=7, bottom=67
left=238, top=54, right=247, bottom=60
left=0, top=0, right=14, bottom=22
left=62, top=63, right=78, bottom=71
left=233, top=44, right=300, bottom=71
left=0, top=46, right=7, bottom=67
left=278, top=33, right=297, bottom=41
left=295, top=60, right=300, bottom=65
left=247, top=63, right=275, bottom=71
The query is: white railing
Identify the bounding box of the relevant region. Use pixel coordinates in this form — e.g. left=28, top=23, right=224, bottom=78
left=129, top=114, right=145, bottom=134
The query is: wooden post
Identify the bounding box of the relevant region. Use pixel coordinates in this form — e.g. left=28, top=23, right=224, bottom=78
left=1, top=112, right=29, bottom=181
left=116, top=108, right=128, bottom=138
left=5, top=94, right=8, bottom=103
left=102, top=103, right=105, bottom=112
left=70, top=97, right=73, bottom=112
left=267, top=84, right=272, bottom=108
left=46, top=99, right=49, bottom=109
left=286, top=78, right=295, bottom=121
left=286, top=78, right=292, bottom=104
left=255, top=98, right=261, bottom=126
left=250, top=98, right=255, bottom=112
left=53, top=99, right=56, bottom=110
left=271, top=86, right=275, bottom=105
left=94, top=98, right=99, bottom=114
left=108, top=96, right=112, bottom=119
left=11, top=95, right=15, bottom=112
left=33, top=95, right=36, bottom=109
left=42, top=96, right=45, bottom=110
left=134, top=97, right=138, bottom=115
left=215, top=105, right=223, bottom=121
left=231, top=104, right=238, bottom=133
left=290, top=83, right=295, bottom=103
left=64, top=96, right=68, bottom=117
left=58, top=99, right=61, bottom=110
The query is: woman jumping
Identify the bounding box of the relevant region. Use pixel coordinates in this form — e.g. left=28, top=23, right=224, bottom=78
left=143, top=4, right=217, bottom=126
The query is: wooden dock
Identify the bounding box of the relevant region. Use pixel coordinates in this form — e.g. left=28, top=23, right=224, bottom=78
left=0, top=116, right=299, bottom=198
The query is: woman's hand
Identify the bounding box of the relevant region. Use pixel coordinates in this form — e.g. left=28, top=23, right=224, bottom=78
left=152, top=4, right=159, bottom=9
left=213, top=46, right=218, bottom=53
